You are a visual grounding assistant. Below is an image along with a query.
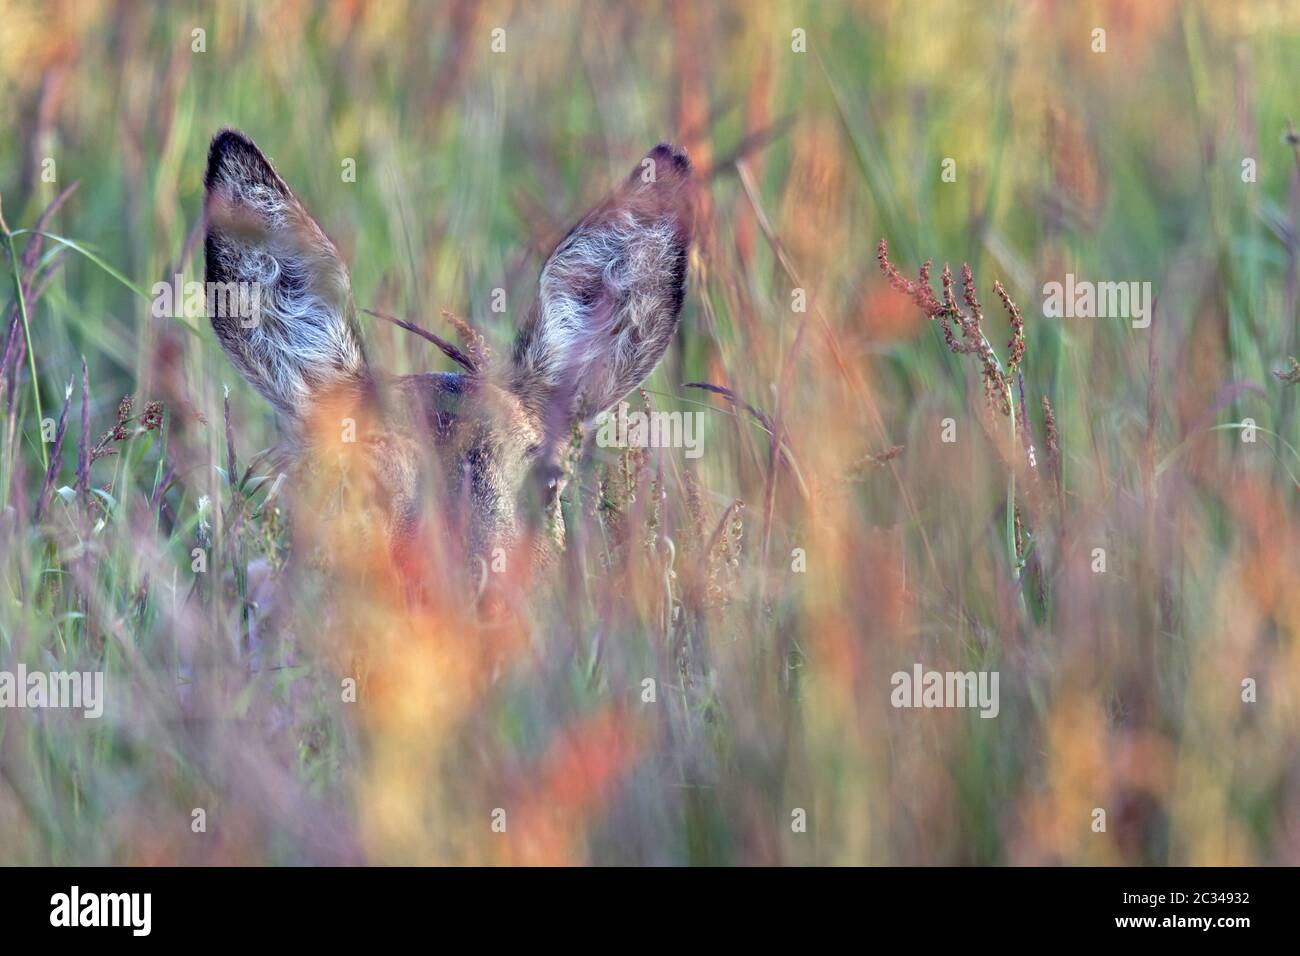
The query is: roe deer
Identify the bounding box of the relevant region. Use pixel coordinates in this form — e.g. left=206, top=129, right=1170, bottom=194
left=203, top=129, right=694, bottom=600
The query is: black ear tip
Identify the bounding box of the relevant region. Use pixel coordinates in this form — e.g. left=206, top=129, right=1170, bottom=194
left=210, top=127, right=256, bottom=152
left=205, top=128, right=276, bottom=192
left=648, top=143, right=691, bottom=176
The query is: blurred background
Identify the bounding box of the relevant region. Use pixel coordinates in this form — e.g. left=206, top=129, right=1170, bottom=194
left=1, top=0, right=1298, bottom=864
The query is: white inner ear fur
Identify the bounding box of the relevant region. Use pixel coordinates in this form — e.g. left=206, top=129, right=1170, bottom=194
left=210, top=176, right=364, bottom=416
left=533, top=209, right=680, bottom=418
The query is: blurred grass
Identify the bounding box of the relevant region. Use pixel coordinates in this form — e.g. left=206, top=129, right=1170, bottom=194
left=1, top=0, right=1299, bottom=864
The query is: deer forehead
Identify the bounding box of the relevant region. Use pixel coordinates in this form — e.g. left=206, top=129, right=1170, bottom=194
left=395, top=372, right=542, bottom=460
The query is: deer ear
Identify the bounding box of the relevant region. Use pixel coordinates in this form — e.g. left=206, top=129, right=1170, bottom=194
left=510, top=144, right=693, bottom=439
left=204, top=129, right=367, bottom=420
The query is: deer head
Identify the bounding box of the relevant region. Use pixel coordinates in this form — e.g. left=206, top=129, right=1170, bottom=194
left=203, top=129, right=693, bottom=596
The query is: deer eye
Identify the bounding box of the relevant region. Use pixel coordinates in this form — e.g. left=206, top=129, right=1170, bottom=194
left=535, top=462, right=564, bottom=495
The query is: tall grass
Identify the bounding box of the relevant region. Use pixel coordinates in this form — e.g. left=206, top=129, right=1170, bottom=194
left=1, top=0, right=1298, bottom=864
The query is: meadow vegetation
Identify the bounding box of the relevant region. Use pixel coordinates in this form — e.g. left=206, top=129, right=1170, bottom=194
left=1, top=0, right=1298, bottom=864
